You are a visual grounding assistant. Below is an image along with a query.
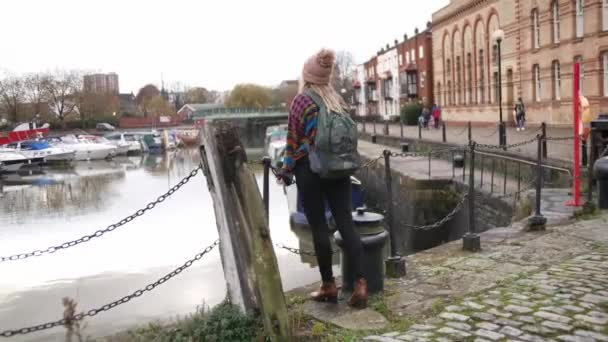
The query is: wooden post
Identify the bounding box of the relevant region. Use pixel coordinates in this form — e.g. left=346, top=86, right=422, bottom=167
left=199, top=121, right=292, bottom=340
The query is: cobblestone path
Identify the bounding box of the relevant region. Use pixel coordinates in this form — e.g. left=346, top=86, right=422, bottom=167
left=364, top=251, right=608, bottom=342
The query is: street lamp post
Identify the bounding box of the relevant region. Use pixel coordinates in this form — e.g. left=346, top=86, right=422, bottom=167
left=493, top=29, right=506, bottom=148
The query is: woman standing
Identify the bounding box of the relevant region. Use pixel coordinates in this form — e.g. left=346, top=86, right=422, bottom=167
left=278, top=49, right=368, bottom=308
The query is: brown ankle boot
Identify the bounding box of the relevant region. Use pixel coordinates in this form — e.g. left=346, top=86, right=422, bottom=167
left=310, top=278, right=338, bottom=303
left=348, top=278, right=368, bottom=309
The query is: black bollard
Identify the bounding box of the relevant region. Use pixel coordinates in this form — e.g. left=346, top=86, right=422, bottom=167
left=262, top=157, right=271, bottom=223
left=373, top=118, right=377, bottom=134
left=371, top=134, right=377, bottom=144
left=453, top=154, right=465, bottom=168
left=401, top=143, right=409, bottom=153
left=528, top=135, right=547, bottom=231
left=334, top=209, right=389, bottom=295
left=594, top=157, right=608, bottom=209
left=418, top=123, right=422, bottom=139
left=383, top=150, right=406, bottom=278
left=400, top=119, right=404, bottom=139
left=582, top=139, right=588, bottom=167
left=463, top=141, right=481, bottom=252
left=541, top=122, right=548, bottom=159
left=384, top=120, right=389, bottom=135
left=442, top=122, right=447, bottom=143
left=467, top=121, right=472, bottom=143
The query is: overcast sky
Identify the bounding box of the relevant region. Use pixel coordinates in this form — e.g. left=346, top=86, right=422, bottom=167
left=0, top=0, right=448, bottom=93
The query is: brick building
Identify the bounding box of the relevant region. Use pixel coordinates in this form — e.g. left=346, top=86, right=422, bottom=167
left=84, top=73, right=119, bottom=94
left=355, top=26, right=434, bottom=119
left=432, top=0, right=608, bottom=126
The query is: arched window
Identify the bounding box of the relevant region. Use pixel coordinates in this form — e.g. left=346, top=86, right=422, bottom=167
left=447, top=81, right=452, bottom=106
left=533, top=64, right=541, bottom=102
left=437, top=82, right=442, bottom=106
left=552, top=60, right=561, bottom=100
left=574, top=55, right=584, bottom=95
left=466, top=52, right=473, bottom=105
left=552, top=1, right=561, bottom=43
left=479, top=49, right=485, bottom=104
left=532, top=9, right=540, bottom=49
left=575, top=0, right=584, bottom=38
left=456, top=56, right=461, bottom=105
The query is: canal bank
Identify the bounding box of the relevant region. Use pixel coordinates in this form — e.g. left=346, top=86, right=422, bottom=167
left=288, top=190, right=608, bottom=341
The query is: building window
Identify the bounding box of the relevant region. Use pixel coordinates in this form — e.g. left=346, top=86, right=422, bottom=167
left=456, top=56, right=461, bottom=105
left=467, top=52, right=473, bottom=104
left=604, top=0, right=608, bottom=31
left=437, top=82, right=442, bottom=106
left=552, top=60, right=561, bottom=100
left=479, top=49, right=485, bottom=104
left=603, top=52, right=608, bottom=96
left=400, top=71, right=408, bottom=95
left=399, top=55, right=402, bottom=65
left=576, top=0, right=584, bottom=38
left=532, top=9, right=540, bottom=49
left=552, top=1, right=561, bottom=43
left=575, top=55, right=584, bottom=95
left=419, top=46, right=424, bottom=59
left=447, top=81, right=452, bottom=106
left=411, top=49, right=416, bottom=63
left=533, top=64, right=541, bottom=102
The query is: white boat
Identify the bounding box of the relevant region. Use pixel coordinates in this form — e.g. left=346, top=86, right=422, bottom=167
left=266, top=128, right=287, bottom=167
left=0, top=150, right=29, bottom=172
left=105, top=133, right=143, bottom=155
left=3, top=140, right=75, bottom=163
left=78, top=135, right=129, bottom=155
left=44, top=135, right=116, bottom=161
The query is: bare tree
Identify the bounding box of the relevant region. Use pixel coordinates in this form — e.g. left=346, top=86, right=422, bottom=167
left=0, top=74, right=25, bottom=123
left=23, top=73, right=47, bottom=121
left=333, top=51, right=356, bottom=106
left=44, top=70, right=81, bottom=128
left=136, top=84, right=161, bottom=117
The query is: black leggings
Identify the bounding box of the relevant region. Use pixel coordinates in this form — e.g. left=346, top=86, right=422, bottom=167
left=294, top=158, right=364, bottom=282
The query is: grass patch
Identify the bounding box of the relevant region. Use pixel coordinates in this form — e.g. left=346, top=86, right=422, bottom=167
left=573, top=203, right=601, bottom=221
left=104, top=301, right=263, bottom=342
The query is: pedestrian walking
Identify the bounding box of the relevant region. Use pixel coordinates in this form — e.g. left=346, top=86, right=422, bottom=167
left=422, top=106, right=431, bottom=129
left=277, top=48, right=368, bottom=308
left=514, top=97, right=526, bottom=131
left=432, top=104, right=441, bottom=129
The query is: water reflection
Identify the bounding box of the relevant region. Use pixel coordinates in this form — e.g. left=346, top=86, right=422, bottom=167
left=0, top=148, right=335, bottom=341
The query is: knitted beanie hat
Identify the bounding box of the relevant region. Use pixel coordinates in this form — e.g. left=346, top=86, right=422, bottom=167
left=302, top=49, right=335, bottom=85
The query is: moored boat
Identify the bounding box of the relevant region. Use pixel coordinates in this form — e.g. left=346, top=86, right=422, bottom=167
left=0, top=150, right=41, bottom=172
left=44, top=135, right=116, bottom=161
left=105, top=133, right=143, bottom=155
left=3, top=140, right=75, bottom=164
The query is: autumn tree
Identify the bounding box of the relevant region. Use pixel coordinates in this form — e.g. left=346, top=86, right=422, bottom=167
left=185, top=87, right=210, bottom=104
left=147, top=95, right=175, bottom=117
left=136, top=84, right=161, bottom=117
left=44, top=70, right=81, bottom=128
left=225, top=84, right=273, bottom=109
left=0, top=74, right=25, bottom=122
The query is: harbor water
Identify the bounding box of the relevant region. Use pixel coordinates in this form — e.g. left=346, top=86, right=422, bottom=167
left=0, top=148, right=337, bottom=341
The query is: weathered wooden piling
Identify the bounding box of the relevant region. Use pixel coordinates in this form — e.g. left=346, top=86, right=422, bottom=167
left=199, top=120, right=292, bottom=340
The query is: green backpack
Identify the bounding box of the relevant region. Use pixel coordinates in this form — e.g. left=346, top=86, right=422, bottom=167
left=305, top=90, right=361, bottom=179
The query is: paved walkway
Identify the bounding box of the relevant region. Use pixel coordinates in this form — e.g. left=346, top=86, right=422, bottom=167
left=359, top=123, right=576, bottom=163
left=365, top=249, right=608, bottom=342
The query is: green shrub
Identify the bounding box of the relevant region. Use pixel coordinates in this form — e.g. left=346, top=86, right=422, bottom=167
left=401, top=103, right=423, bottom=126
left=114, top=301, right=262, bottom=342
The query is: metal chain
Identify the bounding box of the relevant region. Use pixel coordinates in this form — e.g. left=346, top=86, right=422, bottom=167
left=0, top=240, right=219, bottom=338
left=275, top=243, right=338, bottom=257
left=480, top=126, right=500, bottom=138
left=451, top=125, right=469, bottom=137
left=388, top=147, right=459, bottom=159
left=544, top=136, right=575, bottom=142
left=476, top=136, right=538, bottom=150
left=402, top=193, right=468, bottom=231
left=0, top=165, right=203, bottom=263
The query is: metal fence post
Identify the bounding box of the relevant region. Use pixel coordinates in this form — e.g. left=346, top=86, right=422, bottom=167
left=418, top=123, right=422, bottom=139
left=528, top=135, right=547, bottom=231
left=383, top=150, right=406, bottom=278
left=373, top=118, right=377, bottom=134
left=442, top=122, right=447, bottom=143
left=384, top=120, right=389, bottom=135
left=363, top=118, right=367, bottom=133
left=400, top=119, right=404, bottom=140
left=468, top=121, right=472, bottom=143
left=463, top=141, right=481, bottom=252
left=541, top=122, right=548, bottom=159
left=582, top=139, right=588, bottom=167
left=262, top=157, right=271, bottom=223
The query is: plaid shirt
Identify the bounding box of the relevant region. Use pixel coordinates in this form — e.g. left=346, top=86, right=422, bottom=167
left=282, top=93, right=319, bottom=172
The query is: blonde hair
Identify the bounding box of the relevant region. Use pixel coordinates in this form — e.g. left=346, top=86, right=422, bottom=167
left=299, top=80, right=347, bottom=114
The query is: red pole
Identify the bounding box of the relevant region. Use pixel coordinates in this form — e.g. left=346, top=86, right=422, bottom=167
left=568, top=62, right=582, bottom=206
